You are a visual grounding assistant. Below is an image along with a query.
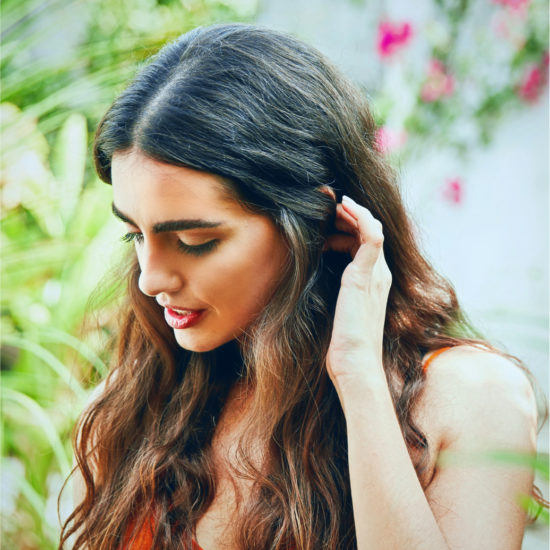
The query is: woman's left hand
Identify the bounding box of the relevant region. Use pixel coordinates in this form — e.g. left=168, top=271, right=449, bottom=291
left=324, top=196, right=392, bottom=397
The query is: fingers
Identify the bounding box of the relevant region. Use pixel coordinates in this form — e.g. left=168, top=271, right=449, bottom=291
left=340, top=195, right=386, bottom=276
left=324, top=196, right=392, bottom=296
left=341, top=196, right=383, bottom=244
left=334, top=203, right=358, bottom=233
left=324, top=233, right=359, bottom=255
left=324, top=197, right=388, bottom=277
left=324, top=203, right=359, bottom=254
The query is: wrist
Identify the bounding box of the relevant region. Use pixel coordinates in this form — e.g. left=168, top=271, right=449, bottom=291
left=335, top=372, right=397, bottom=425
left=331, top=363, right=390, bottom=403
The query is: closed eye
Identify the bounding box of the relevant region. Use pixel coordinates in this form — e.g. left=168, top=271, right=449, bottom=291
left=178, top=239, right=219, bottom=256
left=121, top=232, right=219, bottom=256
left=121, top=232, right=143, bottom=244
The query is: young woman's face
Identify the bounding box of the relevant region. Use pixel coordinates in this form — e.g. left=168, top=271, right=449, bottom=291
left=111, top=150, right=288, bottom=352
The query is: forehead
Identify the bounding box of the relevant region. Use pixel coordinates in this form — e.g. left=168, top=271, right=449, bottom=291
left=111, top=150, right=239, bottom=216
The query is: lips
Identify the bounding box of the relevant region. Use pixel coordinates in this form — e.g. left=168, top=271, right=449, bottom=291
left=163, top=306, right=205, bottom=330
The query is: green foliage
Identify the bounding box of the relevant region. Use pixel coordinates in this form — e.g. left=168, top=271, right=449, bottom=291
left=1, top=0, right=258, bottom=547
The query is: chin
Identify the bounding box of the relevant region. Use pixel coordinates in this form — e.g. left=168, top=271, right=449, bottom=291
left=173, top=332, right=231, bottom=353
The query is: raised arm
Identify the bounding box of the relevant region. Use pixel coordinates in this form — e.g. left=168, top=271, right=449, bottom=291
left=325, top=196, right=538, bottom=550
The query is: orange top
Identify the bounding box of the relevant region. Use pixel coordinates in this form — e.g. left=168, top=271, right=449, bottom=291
left=124, top=348, right=453, bottom=549
left=122, top=516, right=202, bottom=549
left=422, top=346, right=452, bottom=372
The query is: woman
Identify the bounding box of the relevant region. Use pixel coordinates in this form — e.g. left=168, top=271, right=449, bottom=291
left=60, top=23, right=542, bottom=550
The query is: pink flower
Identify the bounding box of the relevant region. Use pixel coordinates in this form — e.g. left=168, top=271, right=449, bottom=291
left=374, top=126, right=408, bottom=154
left=518, top=65, right=542, bottom=102
left=420, top=60, right=455, bottom=102
left=518, top=54, right=548, bottom=103
left=492, top=0, right=529, bottom=8
left=377, top=21, right=413, bottom=58
left=441, top=178, right=463, bottom=205
left=492, top=0, right=530, bottom=19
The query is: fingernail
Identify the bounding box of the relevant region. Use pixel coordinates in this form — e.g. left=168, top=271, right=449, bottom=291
left=342, top=195, right=355, bottom=204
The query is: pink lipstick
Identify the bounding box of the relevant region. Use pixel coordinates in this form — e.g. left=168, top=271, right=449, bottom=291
left=164, top=307, right=204, bottom=329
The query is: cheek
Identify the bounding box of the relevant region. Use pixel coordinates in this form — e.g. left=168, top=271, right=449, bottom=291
left=194, top=236, right=286, bottom=317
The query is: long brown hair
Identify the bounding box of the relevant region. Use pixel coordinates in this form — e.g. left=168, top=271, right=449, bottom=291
left=59, top=24, right=541, bottom=550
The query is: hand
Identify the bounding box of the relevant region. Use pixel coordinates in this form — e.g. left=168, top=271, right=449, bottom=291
left=324, top=196, right=392, bottom=395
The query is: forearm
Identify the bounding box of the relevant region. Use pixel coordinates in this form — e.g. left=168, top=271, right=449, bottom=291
left=339, top=367, right=449, bottom=550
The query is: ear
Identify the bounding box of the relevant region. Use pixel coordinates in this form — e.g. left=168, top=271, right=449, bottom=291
left=317, top=186, right=337, bottom=244
left=317, top=185, right=336, bottom=201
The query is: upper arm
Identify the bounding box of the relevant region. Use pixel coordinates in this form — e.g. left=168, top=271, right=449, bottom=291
left=418, top=347, right=538, bottom=550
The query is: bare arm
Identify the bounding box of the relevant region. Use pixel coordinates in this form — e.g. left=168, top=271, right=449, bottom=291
left=420, top=349, right=537, bottom=549
left=325, top=196, right=538, bottom=549
left=340, top=348, right=537, bottom=550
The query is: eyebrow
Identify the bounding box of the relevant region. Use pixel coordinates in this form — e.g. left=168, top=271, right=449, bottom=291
left=111, top=203, right=224, bottom=232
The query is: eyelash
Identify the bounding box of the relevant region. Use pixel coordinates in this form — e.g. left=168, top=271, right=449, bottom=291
left=178, top=239, right=219, bottom=256
left=121, top=233, right=219, bottom=256
left=121, top=232, right=144, bottom=244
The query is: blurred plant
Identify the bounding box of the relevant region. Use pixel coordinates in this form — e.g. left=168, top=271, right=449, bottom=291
left=440, top=177, right=464, bottom=204
left=517, top=53, right=549, bottom=101
left=439, top=450, right=550, bottom=524
left=377, top=20, right=413, bottom=57
left=1, top=0, right=258, bottom=548
left=420, top=59, right=455, bottom=102
left=374, top=125, right=409, bottom=154
left=371, top=0, right=549, bottom=162
left=492, top=0, right=531, bottom=8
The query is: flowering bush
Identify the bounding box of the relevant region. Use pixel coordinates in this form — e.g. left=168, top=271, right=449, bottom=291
left=441, top=178, right=464, bottom=205
left=377, top=20, right=413, bottom=57
left=374, top=126, right=408, bottom=154
left=372, top=0, right=548, bottom=148
left=370, top=0, right=547, bottom=204
left=420, top=60, right=455, bottom=102
left=518, top=52, right=549, bottom=102
left=492, top=0, right=530, bottom=8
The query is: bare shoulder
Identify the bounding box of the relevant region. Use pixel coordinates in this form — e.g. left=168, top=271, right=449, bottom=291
left=415, top=347, right=541, bottom=547
left=416, top=345, right=538, bottom=453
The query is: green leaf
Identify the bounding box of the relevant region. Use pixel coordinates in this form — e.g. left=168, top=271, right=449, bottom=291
left=2, top=388, right=72, bottom=477
left=438, top=449, right=550, bottom=480
left=51, top=112, right=88, bottom=226
left=1, top=335, right=86, bottom=401
left=38, top=326, right=108, bottom=377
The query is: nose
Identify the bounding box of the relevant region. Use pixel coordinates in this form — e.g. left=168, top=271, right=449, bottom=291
left=137, top=240, right=183, bottom=297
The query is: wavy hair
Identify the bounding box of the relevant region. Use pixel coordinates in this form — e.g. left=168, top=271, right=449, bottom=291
left=59, top=24, right=540, bottom=550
